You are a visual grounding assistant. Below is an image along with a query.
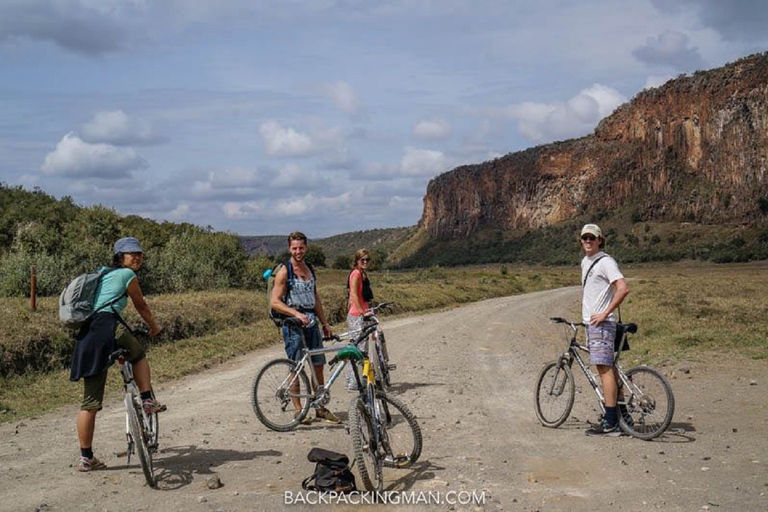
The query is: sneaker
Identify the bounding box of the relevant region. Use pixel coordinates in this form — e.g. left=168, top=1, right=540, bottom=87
left=142, top=398, right=167, bottom=414
left=585, top=419, right=621, bottom=436
left=77, top=456, right=107, bottom=472
left=315, top=407, right=341, bottom=424
left=294, top=411, right=313, bottom=425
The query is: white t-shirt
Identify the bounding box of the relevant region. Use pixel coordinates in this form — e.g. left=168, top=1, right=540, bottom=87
left=581, top=252, right=624, bottom=323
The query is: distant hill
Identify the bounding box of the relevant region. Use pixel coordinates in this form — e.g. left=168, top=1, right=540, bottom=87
left=239, top=227, right=416, bottom=263
left=314, top=227, right=416, bottom=262
left=239, top=235, right=287, bottom=257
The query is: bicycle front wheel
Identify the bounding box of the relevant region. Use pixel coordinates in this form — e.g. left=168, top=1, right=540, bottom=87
left=251, top=359, right=311, bottom=432
left=619, top=366, right=675, bottom=440
left=349, top=397, right=383, bottom=491
left=534, top=361, right=575, bottom=427
left=125, top=394, right=156, bottom=487
left=376, top=393, right=422, bottom=468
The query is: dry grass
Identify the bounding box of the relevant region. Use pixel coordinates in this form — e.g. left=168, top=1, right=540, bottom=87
left=1, top=261, right=766, bottom=421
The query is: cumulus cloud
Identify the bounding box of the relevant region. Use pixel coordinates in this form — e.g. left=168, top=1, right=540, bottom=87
left=412, top=118, right=452, bottom=142
left=81, top=110, right=166, bottom=146
left=41, top=132, right=147, bottom=178
left=400, top=147, right=450, bottom=177
left=322, top=81, right=363, bottom=115
left=632, top=30, right=704, bottom=70
left=501, top=84, right=627, bottom=143
left=259, top=121, right=316, bottom=157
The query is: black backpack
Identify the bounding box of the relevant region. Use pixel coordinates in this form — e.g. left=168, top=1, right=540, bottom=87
left=301, top=448, right=357, bottom=493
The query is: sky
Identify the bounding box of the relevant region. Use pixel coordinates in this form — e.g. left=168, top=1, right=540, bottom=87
left=1, top=1, right=767, bottom=238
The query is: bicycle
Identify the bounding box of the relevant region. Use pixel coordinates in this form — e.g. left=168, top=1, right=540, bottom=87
left=110, top=347, right=160, bottom=487
left=250, top=317, right=377, bottom=431
left=346, top=335, right=422, bottom=491
left=533, top=317, right=675, bottom=440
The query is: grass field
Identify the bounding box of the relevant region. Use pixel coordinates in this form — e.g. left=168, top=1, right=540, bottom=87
left=1, top=261, right=766, bottom=422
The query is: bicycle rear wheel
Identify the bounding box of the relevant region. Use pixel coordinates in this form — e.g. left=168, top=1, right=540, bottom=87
left=619, top=366, right=675, bottom=440
left=125, top=394, right=156, bottom=487
left=376, top=392, right=421, bottom=468
left=251, top=358, right=312, bottom=431
left=372, top=335, right=391, bottom=389
left=349, top=397, right=383, bottom=491
left=376, top=331, right=392, bottom=388
left=534, top=361, right=575, bottom=427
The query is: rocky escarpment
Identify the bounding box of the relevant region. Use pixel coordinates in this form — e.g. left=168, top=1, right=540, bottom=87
left=421, top=53, right=768, bottom=239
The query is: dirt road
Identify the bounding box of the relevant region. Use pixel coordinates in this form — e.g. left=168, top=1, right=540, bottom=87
left=1, top=287, right=767, bottom=511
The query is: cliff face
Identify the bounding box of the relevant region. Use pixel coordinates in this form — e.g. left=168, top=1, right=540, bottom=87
left=421, top=53, right=768, bottom=239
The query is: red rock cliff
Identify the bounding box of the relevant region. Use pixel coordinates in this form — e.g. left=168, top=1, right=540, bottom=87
left=421, top=53, right=768, bottom=239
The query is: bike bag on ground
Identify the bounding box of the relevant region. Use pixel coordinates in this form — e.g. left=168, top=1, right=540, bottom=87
left=301, top=448, right=357, bottom=493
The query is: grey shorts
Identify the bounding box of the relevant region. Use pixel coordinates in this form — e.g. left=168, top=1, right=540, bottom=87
left=587, top=322, right=617, bottom=367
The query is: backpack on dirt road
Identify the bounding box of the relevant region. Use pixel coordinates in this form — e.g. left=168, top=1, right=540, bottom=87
left=301, top=447, right=357, bottom=493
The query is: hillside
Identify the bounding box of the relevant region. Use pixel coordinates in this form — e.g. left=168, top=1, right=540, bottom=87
left=398, top=52, right=768, bottom=266
left=239, top=227, right=415, bottom=263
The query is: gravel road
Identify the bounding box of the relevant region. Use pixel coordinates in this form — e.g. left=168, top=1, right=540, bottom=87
left=1, top=287, right=766, bottom=511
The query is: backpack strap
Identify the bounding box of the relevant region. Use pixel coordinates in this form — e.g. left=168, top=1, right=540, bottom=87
left=582, top=256, right=606, bottom=287
left=301, top=474, right=317, bottom=491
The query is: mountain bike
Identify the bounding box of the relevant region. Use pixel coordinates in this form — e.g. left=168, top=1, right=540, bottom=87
left=533, top=317, right=675, bottom=440
left=346, top=338, right=422, bottom=491
left=110, top=347, right=159, bottom=487
left=250, top=318, right=375, bottom=431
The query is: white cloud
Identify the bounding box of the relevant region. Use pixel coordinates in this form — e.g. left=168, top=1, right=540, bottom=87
left=501, top=84, right=627, bottom=143
left=413, top=118, right=452, bottom=141
left=400, top=146, right=450, bottom=177
left=258, top=120, right=316, bottom=158
left=81, top=110, right=166, bottom=146
left=632, top=30, right=705, bottom=70
left=322, top=81, right=363, bottom=115
left=272, top=163, right=323, bottom=188
left=40, top=132, right=147, bottom=178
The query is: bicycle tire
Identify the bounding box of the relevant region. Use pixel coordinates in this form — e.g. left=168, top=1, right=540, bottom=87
left=125, top=394, right=156, bottom=487
left=377, top=331, right=392, bottom=388
left=372, top=336, right=391, bottom=390
left=251, top=358, right=311, bottom=432
left=619, top=366, right=675, bottom=440
left=375, top=392, right=422, bottom=468
left=146, top=390, right=160, bottom=452
left=349, top=396, right=383, bottom=491
left=533, top=361, right=575, bottom=427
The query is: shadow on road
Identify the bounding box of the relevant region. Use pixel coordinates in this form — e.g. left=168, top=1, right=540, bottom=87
left=384, top=460, right=447, bottom=492
left=151, top=444, right=282, bottom=490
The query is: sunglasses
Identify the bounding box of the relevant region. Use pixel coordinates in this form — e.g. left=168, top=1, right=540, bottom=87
left=360, top=258, right=371, bottom=263
left=580, top=235, right=597, bottom=242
